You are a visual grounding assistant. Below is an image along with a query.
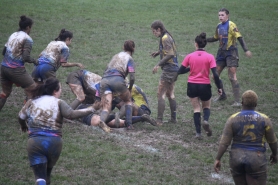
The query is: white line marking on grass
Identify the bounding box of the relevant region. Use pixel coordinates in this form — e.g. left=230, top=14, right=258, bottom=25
left=211, top=173, right=234, bottom=184
left=110, top=132, right=160, bottom=154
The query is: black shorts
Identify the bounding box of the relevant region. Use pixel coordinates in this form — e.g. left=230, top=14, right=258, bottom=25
left=187, top=82, right=212, bottom=101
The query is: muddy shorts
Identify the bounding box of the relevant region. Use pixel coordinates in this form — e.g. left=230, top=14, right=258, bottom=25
left=66, top=70, right=83, bottom=85
left=187, top=82, right=212, bottom=101
left=1, top=65, right=34, bottom=88
left=100, top=76, right=127, bottom=96
left=81, top=112, right=96, bottom=126
left=27, top=136, right=62, bottom=167
left=32, top=63, right=56, bottom=82
left=216, top=48, right=239, bottom=68
left=229, top=148, right=267, bottom=181
left=160, top=70, right=178, bottom=84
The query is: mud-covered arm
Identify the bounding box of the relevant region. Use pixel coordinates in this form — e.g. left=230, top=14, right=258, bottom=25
left=128, top=72, right=135, bottom=92
left=59, top=99, right=94, bottom=119
left=265, top=119, right=278, bottom=163
left=22, top=39, right=38, bottom=65
left=237, top=37, right=249, bottom=52
left=215, top=119, right=233, bottom=160
left=157, top=55, right=173, bottom=67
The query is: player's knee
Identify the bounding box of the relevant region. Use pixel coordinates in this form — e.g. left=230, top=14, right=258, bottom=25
left=77, top=95, right=85, bottom=102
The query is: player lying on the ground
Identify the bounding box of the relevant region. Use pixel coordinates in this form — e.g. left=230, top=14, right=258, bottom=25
left=77, top=104, right=157, bottom=128
left=114, top=83, right=152, bottom=119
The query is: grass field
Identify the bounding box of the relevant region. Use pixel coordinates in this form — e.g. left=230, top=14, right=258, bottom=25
left=0, top=0, right=278, bottom=184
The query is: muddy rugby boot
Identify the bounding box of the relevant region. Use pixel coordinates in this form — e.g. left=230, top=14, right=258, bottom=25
left=195, top=133, right=203, bottom=140
left=213, top=94, right=227, bottom=102
left=202, top=121, right=212, bottom=137
left=126, top=124, right=135, bottom=130
left=231, top=102, right=241, bottom=107
left=142, top=114, right=157, bottom=126
left=99, top=120, right=111, bottom=133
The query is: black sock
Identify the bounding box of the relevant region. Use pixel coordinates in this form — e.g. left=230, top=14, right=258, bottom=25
left=193, top=112, right=201, bottom=134
left=203, top=108, right=210, bottom=122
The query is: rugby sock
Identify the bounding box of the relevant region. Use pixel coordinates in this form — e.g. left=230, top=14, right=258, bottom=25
left=157, top=98, right=165, bottom=122
left=119, top=105, right=126, bottom=118
left=219, top=79, right=226, bottom=96
left=100, top=111, right=109, bottom=122
left=231, top=79, right=240, bottom=102
left=106, top=114, right=115, bottom=123
left=193, top=112, right=201, bottom=134
left=169, top=98, right=177, bottom=121
left=125, top=105, right=133, bottom=127
left=70, top=99, right=82, bottom=110
left=203, top=108, right=210, bottom=121
left=131, top=116, right=143, bottom=124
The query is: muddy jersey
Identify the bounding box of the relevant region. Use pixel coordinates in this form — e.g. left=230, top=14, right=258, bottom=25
left=102, top=51, right=135, bottom=78
left=2, top=31, right=34, bottom=68
left=159, top=33, right=179, bottom=72
left=220, top=110, right=277, bottom=152
left=131, top=85, right=150, bottom=111
left=81, top=70, right=102, bottom=95
left=37, top=41, right=69, bottom=70
left=213, top=20, right=242, bottom=50
left=19, top=95, right=93, bottom=137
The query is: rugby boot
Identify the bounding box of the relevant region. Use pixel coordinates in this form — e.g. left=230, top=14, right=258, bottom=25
left=231, top=102, right=241, bottom=107
left=126, top=124, right=135, bottom=130
left=213, top=94, right=227, bottom=102
left=195, top=133, right=203, bottom=140
left=202, top=121, right=212, bottom=137
left=99, top=120, right=111, bottom=133
left=142, top=114, right=157, bottom=126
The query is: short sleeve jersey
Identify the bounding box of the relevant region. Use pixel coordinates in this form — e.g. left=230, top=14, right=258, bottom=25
left=159, top=33, right=179, bottom=72
left=38, top=41, right=69, bottom=70
left=18, top=95, right=65, bottom=137
left=131, top=84, right=149, bottom=108
left=182, top=50, right=216, bottom=84
left=214, top=20, right=242, bottom=50
left=102, top=51, right=135, bottom=78
left=219, top=110, right=277, bottom=152
left=2, top=31, right=33, bottom=68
